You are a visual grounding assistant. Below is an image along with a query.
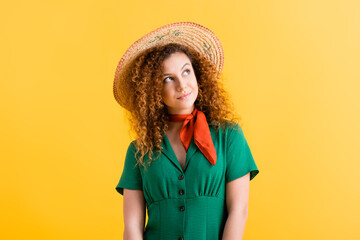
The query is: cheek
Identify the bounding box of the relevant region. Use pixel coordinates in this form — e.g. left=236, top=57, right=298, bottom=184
left=161, top=86, right=171, bottom=99
left=192, top=80, right=199, bottom=92
left=194, top=86, right=199, bottom=98
left=193, top=81, right=199, bottom=96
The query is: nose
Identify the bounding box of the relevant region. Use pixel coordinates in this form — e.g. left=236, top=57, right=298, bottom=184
left=176, top=77, right=187, bottom=92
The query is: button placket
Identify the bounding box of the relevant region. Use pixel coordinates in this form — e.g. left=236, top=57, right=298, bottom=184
left=178, top=174, right=185, bottom=197
left=177, top=174, right=186, bottom=237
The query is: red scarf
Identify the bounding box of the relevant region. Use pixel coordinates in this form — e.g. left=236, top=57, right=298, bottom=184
left=167, top=107, right=217, bottom=165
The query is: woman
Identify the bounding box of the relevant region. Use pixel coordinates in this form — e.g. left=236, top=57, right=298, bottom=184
left=113, top=22, right=260, bottom=240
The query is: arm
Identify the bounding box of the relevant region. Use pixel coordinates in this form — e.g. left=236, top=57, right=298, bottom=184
left=222, top=173, right=250, bottom=240
left=123, top=189, right=146, bottom=240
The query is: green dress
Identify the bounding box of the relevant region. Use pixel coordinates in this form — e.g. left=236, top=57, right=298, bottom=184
left=115, top=122, right=259, bottom=240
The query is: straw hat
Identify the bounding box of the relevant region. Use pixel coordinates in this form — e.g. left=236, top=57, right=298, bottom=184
left=113, top=21, right=224, bottom=110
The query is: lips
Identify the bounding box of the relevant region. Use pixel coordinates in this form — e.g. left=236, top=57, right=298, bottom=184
left=177, top=92, right=191, bottom=99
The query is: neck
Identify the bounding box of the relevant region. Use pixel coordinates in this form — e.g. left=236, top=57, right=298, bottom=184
left=166, top=105, right=197, bottom=134
left=167, top=121, right=184, bottom=134
left=167, top=105, right=195, bottom=115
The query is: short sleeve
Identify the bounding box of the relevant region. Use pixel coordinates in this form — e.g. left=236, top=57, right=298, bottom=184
left=225, top=124, right=259, bottom=183
left=115, top=141, right=143, bottom=195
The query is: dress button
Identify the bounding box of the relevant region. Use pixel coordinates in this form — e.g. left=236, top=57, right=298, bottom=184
left=180, top=206, right=185, bottom=211
left=179, top=190, right=184, bottom=195
left=179, top=237, right=184, bottom=240
left=178, top=175, right=184, bottom=180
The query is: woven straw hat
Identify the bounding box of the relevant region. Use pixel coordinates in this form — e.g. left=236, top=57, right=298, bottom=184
left=113, top=21, right=224, bottom=110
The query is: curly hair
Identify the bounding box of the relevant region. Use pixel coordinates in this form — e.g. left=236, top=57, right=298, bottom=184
left=122, top=43, right=242, bottom=169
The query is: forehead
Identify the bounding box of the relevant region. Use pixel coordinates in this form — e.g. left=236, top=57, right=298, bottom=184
left=162, top=52, right=191, bottom=70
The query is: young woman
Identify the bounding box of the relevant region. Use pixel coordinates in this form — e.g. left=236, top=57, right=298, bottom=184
left=113, top=22, right=259, bottom=240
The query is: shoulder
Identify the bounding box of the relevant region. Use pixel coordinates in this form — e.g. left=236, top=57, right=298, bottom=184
left=207, top=120, right=242, bottom=134
left=207, top=120, right=244, bottom=146
left=125, top=140, right=137, bottom=152
left=124, top=140, right=140, bottom=161
left=225, top=121, right=243, bottom=136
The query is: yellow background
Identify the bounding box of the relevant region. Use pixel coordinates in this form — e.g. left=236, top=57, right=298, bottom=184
left=1, top=0, right=359, bottom=239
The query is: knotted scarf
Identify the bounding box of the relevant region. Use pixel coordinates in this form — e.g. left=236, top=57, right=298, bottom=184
left=167, top=107, right=217, bottom=165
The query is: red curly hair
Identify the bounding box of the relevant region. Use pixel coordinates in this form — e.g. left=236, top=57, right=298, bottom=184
left=122, top=43, right=242, bottom=169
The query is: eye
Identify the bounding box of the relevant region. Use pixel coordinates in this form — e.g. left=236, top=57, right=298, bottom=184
left=163, top=76, right=173, bottom=82
left=184, top=69, right=191, bottom=75
left=163, top=69, right=191, bottom=82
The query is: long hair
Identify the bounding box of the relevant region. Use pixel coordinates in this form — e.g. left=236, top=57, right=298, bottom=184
left=122, top=43, right=241, bottom=168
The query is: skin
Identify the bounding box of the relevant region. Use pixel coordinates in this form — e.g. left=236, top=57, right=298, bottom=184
left=222, top=173, right=250, bottom=240
left=161, top=51, right=199, bottom=116
left=123, top=189, right=145, bottom=240
left=123, top=52, right=250, bottom=240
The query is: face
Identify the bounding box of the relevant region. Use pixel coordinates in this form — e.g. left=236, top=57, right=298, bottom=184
left=161, top=52, right=199, bottom=115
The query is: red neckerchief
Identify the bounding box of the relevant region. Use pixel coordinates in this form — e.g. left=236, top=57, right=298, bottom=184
left=167, top=107, right=217, bottom=165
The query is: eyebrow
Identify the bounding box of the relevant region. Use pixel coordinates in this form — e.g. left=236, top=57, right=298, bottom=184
left=163, top=63, right=190, bottom=76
